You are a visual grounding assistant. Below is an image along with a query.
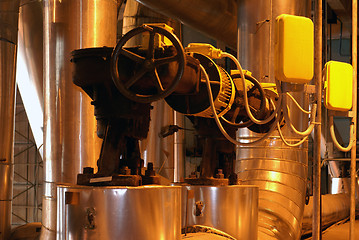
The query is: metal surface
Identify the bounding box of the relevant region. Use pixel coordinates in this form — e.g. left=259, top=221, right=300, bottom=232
left=0, top=201, right=12, bottom=240
left=350, top=0, right=357, bottom=239
left=0, top=1, right=20, bottom=239
left=236, top=137, right=308, bottom=240
left=123, top=0, right=181, bottom=181
left=237, top=0, right=310, bottom=83
left=136, top=0, right=237, bottom=48
left=17, top=0, right=44, bottom=153
left=57, top=185, right=181, bottom=240
left=302, top=194, right=351, bottom=236
left=181, top=185, right=258, bottom=240
left=236, top=1, right=310, bottom=239
left=42, top=0, right=117, bottom=238
left=313, top=0, right=323, bottom=239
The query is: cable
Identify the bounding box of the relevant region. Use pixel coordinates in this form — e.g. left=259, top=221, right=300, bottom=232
left=201, top=64, right=280, bottom=146
left=329, top=115, right=355, bottom=152
left=283, top=93, right=317, bottom=136
left=221, top=52, right=283, bottom=125
left=277, top=121, right=309, bottom=147
left=220, top=115, right=254, bottom=128
left=286, top=92, right=311, bottom=114
left=266, top=97, right=308, bottom=147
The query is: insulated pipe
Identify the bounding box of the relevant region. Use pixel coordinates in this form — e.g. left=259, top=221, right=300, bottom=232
left=136, top=0, right=237, bottom=48
left=0, top=1, right=19, bottom=239
left=41, top=0, right=118, bottom=239
left=350, top=0, right=357, bottom=238
left=236, top=0, right=311, bottom=239
left=302, top=194, right=351, bottom=236
left=313, top=0, right=323, bottom=239
left=17, top=0, right=44, bottom=156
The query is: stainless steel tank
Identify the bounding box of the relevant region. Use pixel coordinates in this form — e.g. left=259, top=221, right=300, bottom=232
left=181, top=185, right=258, bottom=240
left=0, top=0, right=20, bottom=239
left=42, top=0, right=117, bottom=238
left=57, top=185, right=182, bottom=240
left=236, top=1, right=311, bottom=239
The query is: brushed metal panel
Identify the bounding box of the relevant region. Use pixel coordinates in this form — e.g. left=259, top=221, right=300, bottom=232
left=0, top=1, right=19, bottom=240
left=181, top=185, right=258, bottom=240
left=0, top=163, right=13, bottom=200
left=0, top=201, right=12, bottom=240
left=42, top=0, right=117, bottom=238
left=57, top=185, right=181, bottom=240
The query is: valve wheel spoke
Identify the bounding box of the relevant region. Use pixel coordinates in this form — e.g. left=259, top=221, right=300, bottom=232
left=125, top=67, right=148, bottom=89
left=231, top=107, right=240, bottom=122
left=120, top=48, right=145, bottom=62
left=155, top=55, right=179, bottom=66
left=153, top=68, right=164, bottom=92
left=147, top=32, right=155, bottom=60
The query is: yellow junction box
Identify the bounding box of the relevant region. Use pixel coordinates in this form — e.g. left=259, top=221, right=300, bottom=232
left=324, top=61, right=353, bottom=111
left=275, top=14, right=314, bottom=84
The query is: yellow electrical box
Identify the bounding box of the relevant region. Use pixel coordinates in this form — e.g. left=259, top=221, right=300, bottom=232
left=275, top=14, right=314, bottom=84
left=324, top=61, right=353, bottom=111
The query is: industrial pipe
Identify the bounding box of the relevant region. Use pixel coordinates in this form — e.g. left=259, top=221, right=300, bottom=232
left=17, top=0, right=44, bottom=157
left=122, top=0, right=182, bottom=181
left=302, top=193, right=351, bottom=236
left=236, top=0, right=311, bottom=239
left=313, top=0, right=323, bottom=238
left=41, top=0, right=118, bottom=238
left=0, top=1, right=20, bottom=239
left=136, top=0, right=237, bottom=48
left=350, top=0, right=357, bottom=238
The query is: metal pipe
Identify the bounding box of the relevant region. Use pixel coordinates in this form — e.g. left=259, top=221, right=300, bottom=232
left=302, top=193, right=351, bottom=236
left=236, top=1, right=311, bottom=239
left=17, top=0, right=44, bottom=156
left=0, top=1, right=20, bottom=239
left=313, top=0, right=323, bottom=238
left=136, top=0, right=237, bottom=48
left=41, top=0, right=117, bottom=238
left=123, top=0, right=182, bottom=181
left=350, top=0, right=357, bottom=238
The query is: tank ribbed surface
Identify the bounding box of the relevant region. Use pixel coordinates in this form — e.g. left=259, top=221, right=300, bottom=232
left=236, top=137, right=308, bottom=240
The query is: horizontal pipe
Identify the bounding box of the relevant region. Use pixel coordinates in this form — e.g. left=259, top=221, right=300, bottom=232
left=302, top=193, right=352, bottom=236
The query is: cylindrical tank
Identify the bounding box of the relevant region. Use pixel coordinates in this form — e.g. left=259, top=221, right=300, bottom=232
left=57, top=185, right=182, bottom=240
left=181, top=185, right=258, bottom=240
left=41, top=0, right=117, bottom=238
left=236, top=1, right=311, bottom=239
left=0, top=0, right=20, bottom=239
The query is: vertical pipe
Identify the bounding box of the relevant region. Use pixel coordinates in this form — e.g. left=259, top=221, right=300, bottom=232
left=41, top=0, right=117, bottom=239
left=313, top=0, right=323, bottom=239
left=123, top=0, right=181, bottom=181
left=0, top=1, right=19, bottom=239
left=350, top=0, right=357, bottom=238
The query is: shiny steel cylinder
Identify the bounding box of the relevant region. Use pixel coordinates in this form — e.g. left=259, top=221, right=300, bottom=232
left=302, top=194, right=351, bottom=236
left=57, top=185, right=181, bottom=240
left=136, top=0, right=237, bottom=48
left=0, top=0, right=19, bottom=239
left=123, top=0, right=182, bottom=181
left=181, top=185, right=258, bottom=240
left=42, top=0, right=117, bottom=238
left=18, top=0, right=43, bottom=110
left=236, top=1, right=310, bottom=239
left=236, top=137, right=308, bottom=240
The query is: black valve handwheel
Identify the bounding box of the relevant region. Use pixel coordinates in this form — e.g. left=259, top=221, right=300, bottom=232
left=111, top=25, right=186, bottom=103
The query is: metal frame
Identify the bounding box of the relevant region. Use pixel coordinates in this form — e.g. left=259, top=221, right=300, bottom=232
left=11, top=89, right=42, bottom=226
